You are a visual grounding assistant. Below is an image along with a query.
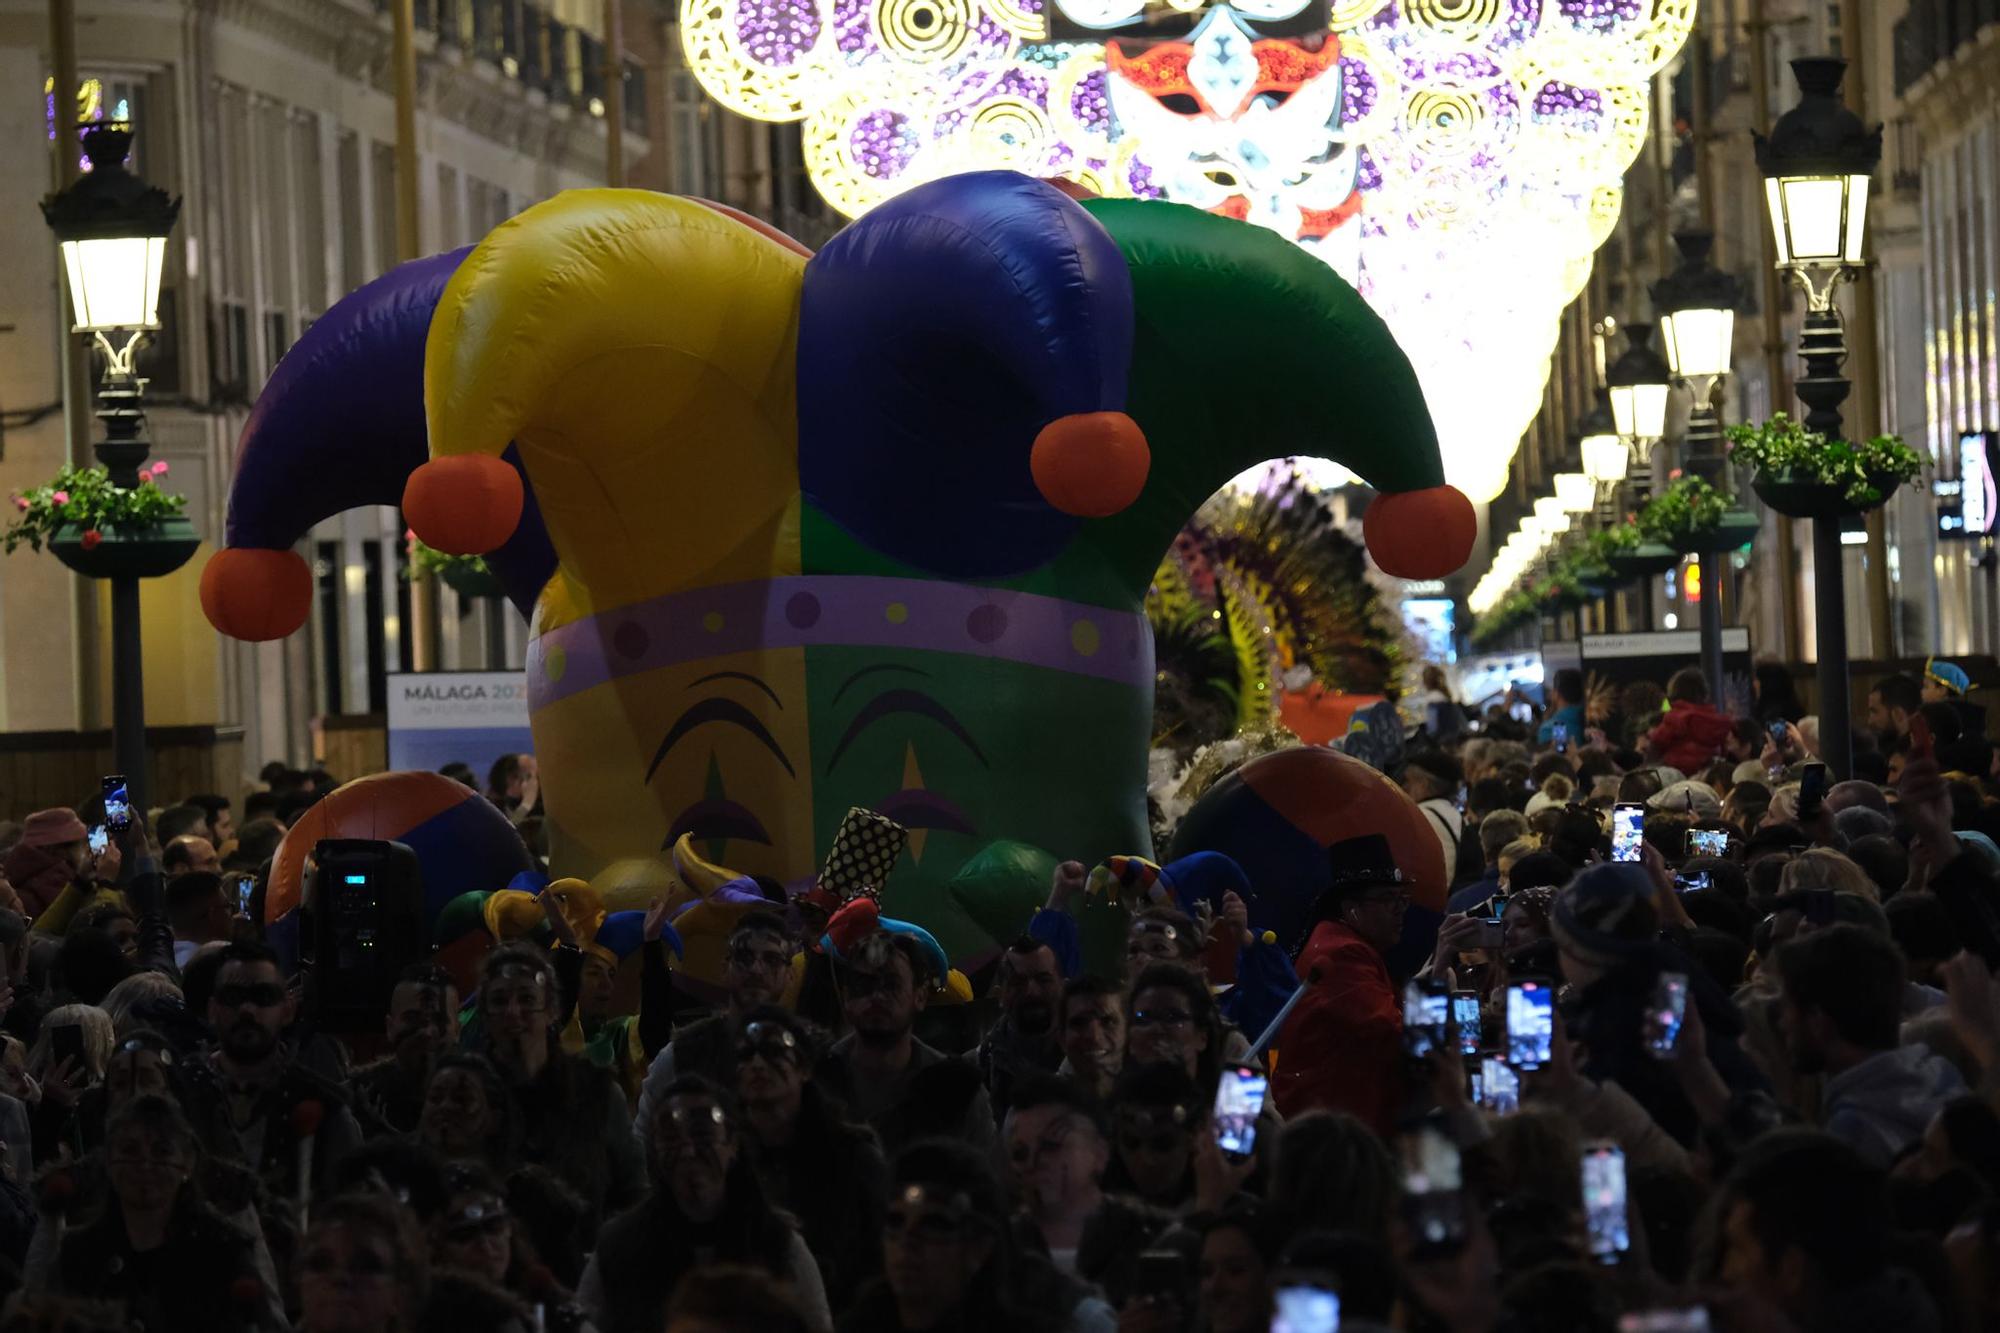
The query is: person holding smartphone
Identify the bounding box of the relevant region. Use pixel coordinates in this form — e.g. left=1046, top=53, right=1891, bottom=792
left=1551, top=864, right=1768, bottom=1147
left=1270, top=834, right=1410, bottom=1135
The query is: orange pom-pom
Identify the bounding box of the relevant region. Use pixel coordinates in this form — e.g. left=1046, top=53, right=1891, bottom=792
left=402, top=454, right=524, bottom=555
left=1363, top=485, right=1476, bottom=579
left=201, top=548, right=312, bottom=642
left=1030, top=411, right=1150, bottom=518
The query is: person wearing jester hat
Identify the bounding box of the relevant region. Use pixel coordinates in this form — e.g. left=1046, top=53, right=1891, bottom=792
left=1923, top=655, right=1987, bottom=743
left=198, top=170, right=1476, bottom=979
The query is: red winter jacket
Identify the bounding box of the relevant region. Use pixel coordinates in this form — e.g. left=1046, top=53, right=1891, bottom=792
left=1648, top=700, right=1737, bottom=775
left=1271, top=920, right=1404, bottom=1136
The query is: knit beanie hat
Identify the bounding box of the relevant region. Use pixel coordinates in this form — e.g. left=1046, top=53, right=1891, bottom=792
left=1550, top=863, right=1659, bottom=970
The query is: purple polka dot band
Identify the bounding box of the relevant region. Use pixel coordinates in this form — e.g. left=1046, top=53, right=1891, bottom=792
left=526, top=575, right=1152, bottom=711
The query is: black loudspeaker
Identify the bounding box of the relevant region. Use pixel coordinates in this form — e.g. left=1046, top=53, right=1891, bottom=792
left=304, top=839, right=424, bottom=1032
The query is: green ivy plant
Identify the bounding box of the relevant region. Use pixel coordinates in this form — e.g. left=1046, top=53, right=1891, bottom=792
left=1725, top=411, right=1923, bottom=507
left=1637, top=477, right=1729, bottom=545
left=1592, top=524, right=1644, bottom=555
left=4, top=463, right=187, bottom=555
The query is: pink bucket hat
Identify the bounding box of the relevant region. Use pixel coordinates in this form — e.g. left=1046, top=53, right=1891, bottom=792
left=19, top=809, right=88, bottom=849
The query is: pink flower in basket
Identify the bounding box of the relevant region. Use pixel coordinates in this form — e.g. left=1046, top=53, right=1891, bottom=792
left=80, top=530, right=102, bottom=551
left=51, top=491, right=68, bottom=505
left=147, top=461, right=169, bottom=479
left=11, top=497, right=26, bottom=512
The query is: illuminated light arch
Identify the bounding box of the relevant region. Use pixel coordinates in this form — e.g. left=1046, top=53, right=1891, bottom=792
left=685, top=0, right=1698, bottom=501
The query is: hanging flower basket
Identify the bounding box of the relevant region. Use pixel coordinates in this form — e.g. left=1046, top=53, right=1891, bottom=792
left=407, top=533, right=504, bottom=600
left=1728, top=413, right=1922, bottom=519
left=48, top=516, right=201, bottom=579
left=1751, top=467, right=1904, bottom=520
left=440, top=559, right=507, bottom=600
left=1607, top=543, right=1680, bottom=578
left=6, top=463, right=196, bottom=580
left=1670, top=507, right=1762, bottom=555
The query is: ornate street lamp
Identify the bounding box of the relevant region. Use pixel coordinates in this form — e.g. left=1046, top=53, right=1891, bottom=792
left=1757, top=56, right=1882, bottom=779
left=1605, top=323, right=1671, bottom=447
left=41, top=121, right=188, bottom=813
left=1650, top=232, right=1744, bottom=690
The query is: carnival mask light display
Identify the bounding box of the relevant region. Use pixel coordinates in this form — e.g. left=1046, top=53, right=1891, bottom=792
left=677, top=0, right=1697, bottom=501
left=200, top=173, right=1474, bottom=960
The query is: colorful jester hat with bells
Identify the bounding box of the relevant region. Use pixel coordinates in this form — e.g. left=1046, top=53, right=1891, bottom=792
left=201, top=171, right=1473, bottom=962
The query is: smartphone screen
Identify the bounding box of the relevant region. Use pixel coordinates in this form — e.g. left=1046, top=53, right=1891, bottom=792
left=1403, top=980, right=1450, bottom=1059
left=1479, top=1056, right=1520, bottom=1113
left=1686, top=828, right=1729, bottom=858
left=1552, top=722, right=1569, bottom=753
left=1645, top=971, right=1689, bottom=1055
left=1271, top=1287, right=1341, bottom=1333
left=1213, top=1065, right=1268, bottom=1159
left=233, top=873, right=255, bottom=916
left=1612, top=804, right=1645, bottom=863
left=1798, top=762, right=1829, bottom=821
left=1452, top=992, right=1481, bottom=1056
left=1399, top=1123, right=1467, bottom=1255
left=101, top=775, right=130, bottom=833
left=1583, top=1141, right=1630, bottom=1261
left=1768, top=721, right=1788, bottom=745
left=1672, top=871, right=1710, bottom=894
left=1507, top=979, right=1553, bottom=1069
left=50, top=1024, right=84, bottom=1070
left=1619, top=1311, right=1712, bottom=1333
left=87, top=825, right=108, bottom=856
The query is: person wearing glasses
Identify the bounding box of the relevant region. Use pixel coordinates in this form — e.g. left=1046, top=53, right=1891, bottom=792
left=475, top=944, right=643, bottom=1241
left=731, top=1005, right=886, bottom=1311
left=176, top=940, right=361, bottom=1202
left=428, top=1161, right=595, bottom=1333
left=1270, top=834, right=1409, bottom=1134
left=634, top=910, right=797, bottom=1145
left=580, top=1077, right=830, bottom=1333
left=44, top=1094, right=281, bottom=1331
left=840, top=1138, right=1108, bottom=1333
left=816, top=933, right=994, bottom=1155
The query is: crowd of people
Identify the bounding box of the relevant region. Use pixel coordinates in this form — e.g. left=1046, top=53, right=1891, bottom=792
left=0, top=657, right=1994, bottom=1332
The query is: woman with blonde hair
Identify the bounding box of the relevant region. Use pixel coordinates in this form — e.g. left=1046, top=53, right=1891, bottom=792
left=99, top=971, right=182, bottom=1040
left=26, top=1003, right=113, bottom=1164
left=1779, top=848, right=1881, bottom=903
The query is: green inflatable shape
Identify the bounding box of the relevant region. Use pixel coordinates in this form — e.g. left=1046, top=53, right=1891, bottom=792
left=433, top=889, right=492, bottom=947
left=1077, top=197, right=1445, bottom=594
left=945, top=839, right=1060, bottom=950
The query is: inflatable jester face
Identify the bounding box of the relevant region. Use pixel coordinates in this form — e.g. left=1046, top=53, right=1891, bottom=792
left=202, top=172, right=1472, bottom=961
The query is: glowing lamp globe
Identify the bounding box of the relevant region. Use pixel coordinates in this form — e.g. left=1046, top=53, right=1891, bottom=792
left=40, top=122, right=179, bottom=334
left=1605, top=324, right=1672, bottom=441
left=1555, top=471, right=1596, bottom=513
left=1651, top=232, right=1742, bottom=382
left=1582, top=434, right=1631, bottom=484
left=1756, top=59, right=1881, bottom=274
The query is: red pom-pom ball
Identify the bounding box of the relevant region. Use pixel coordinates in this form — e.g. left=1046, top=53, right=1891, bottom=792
left=1030, top=411, right=1150, bottom=518
left=1362, top=485, right=1477, bottom=579
left=402, top=454, right=523, bottom=556
left=201, top=548, right=313, bottom=642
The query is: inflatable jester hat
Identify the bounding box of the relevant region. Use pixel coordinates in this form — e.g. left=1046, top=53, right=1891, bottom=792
left=200, top=171, right=1474, bottom=962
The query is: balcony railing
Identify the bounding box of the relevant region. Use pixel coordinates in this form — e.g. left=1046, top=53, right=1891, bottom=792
left=378, top=0, right=648, bottom=132
left=1895, top=0, right=2000, bottom=97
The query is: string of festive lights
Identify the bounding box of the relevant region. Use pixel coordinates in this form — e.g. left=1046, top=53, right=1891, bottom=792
left=682, top=0, right=1697, bottom=501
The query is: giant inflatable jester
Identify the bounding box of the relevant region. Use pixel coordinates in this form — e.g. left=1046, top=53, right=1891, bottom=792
left=200, top=171, right=1474, bottom=962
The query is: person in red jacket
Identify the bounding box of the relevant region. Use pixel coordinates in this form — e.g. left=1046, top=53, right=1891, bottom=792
left=1271, top=833, right=1408, bottom=1135
left=1646, top=667, right=1737, bottom=775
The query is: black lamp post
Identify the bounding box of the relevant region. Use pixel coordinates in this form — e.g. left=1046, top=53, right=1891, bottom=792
left=1757, top=56, right=1882, bottom=780
left=41, top=121, right=186, bottom=815
left=1651, top=232, right=1744, bottom=693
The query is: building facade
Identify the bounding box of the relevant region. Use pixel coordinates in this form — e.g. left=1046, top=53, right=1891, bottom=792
left=0, top=0, right=820, bottom=784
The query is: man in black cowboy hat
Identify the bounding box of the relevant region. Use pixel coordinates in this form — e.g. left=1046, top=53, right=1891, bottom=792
left=1270, top=833, right=1409, bottom=1134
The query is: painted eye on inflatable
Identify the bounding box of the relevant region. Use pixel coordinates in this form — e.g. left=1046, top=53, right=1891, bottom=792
left=648, top=670, right=799, bottom=853
left=822, top=663, right=989, bottom=850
